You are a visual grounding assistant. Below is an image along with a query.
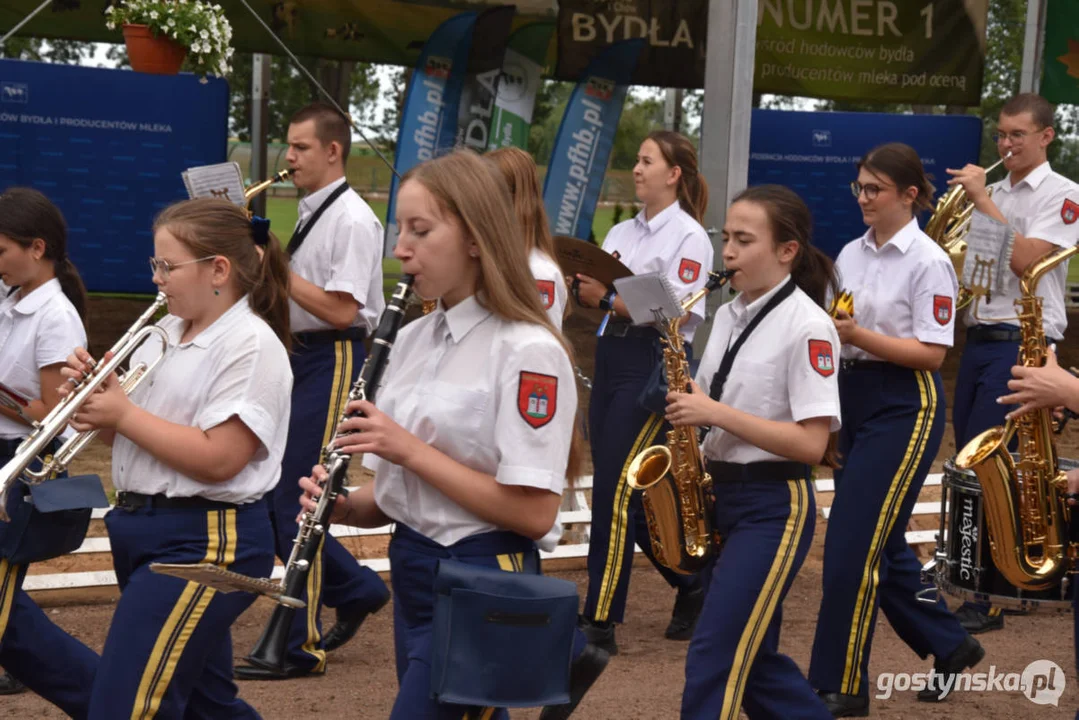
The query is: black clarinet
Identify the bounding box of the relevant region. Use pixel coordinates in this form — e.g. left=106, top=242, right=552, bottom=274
left=244, top=275, right=415, bottom=673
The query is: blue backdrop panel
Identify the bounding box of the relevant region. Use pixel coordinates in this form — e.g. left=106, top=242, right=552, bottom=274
left=748, top=109, right=983, bottom=260
left=0, top=59, right=228, bottom=293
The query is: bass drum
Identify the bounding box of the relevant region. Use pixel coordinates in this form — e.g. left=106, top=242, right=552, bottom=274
left=929, top=456, right=1077, bottom=611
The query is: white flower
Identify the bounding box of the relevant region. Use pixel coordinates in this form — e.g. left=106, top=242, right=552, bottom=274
left=149, top=10, right=157, bottom=19
left=106, top=21, right=115, bottom=29
left=200, top=30, right=208, bottom=39
left=167, top=18, right=174, bottom=27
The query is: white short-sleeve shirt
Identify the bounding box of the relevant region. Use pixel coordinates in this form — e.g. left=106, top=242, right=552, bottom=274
left=111, top=299, right=293, bottom=504
left=368, top=295, right=577, bottom=547
left=602, top=202, right=715, bottom=343
left=0, top=279, right=86, bottom=439
left=695, top=277, right=842, bottom=464
left=529, top=248, right=568, bottom=330
left=834, top=218, right=958, bottom=361
left=965, top=162, right=1079, bottom=339
left=289, top=178, right=386, bottom=334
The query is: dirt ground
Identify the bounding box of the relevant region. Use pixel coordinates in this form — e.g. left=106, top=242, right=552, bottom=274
left=8, top=298, right=1079, bottom=718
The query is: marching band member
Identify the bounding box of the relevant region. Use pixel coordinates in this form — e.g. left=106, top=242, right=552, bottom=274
left=573, top=130, right=714, bottom=653
left=806, top=144, right=981, bottom=715
left=63, top=198, right=292, bottom=718
left=0, top=188, right=97, bottom=716
left=236, top=102, right=390, bottom=679
left=665, top=184, right=838, bottom=719
left=298, top=150, right=608, bottom=719
left=947, top=93, right=1079, bottom=634
left=487, top=147, right=568, bottom=328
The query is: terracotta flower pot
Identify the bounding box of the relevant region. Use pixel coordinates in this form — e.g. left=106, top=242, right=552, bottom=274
left=122, top=23, right=187, bottom=75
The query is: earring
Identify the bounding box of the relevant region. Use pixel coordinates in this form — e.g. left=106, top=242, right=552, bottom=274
left=214, top=288, right=220, bottom=296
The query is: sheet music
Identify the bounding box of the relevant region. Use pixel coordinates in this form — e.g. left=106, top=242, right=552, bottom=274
left=0, top=381, right=32, bottom=423
left=181, top=162, right=246, bottom=206
left=963, top=210, right=1015, bottom=302
left=613, top=273, right=683, bottom=326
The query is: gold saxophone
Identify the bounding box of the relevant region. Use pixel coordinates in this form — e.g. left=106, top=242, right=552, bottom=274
left=955, top=243, right=1079, bottom=591
left=626, top=269, right=734, bottom=574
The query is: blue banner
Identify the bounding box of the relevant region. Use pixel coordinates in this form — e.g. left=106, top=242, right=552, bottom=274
left=748, top=109, right=983, bottom=260
left=0, top=59, right=228, bottom=294
left=385, top=12, right=478, bottom=254
left=543, top=39, right=645, bottom=240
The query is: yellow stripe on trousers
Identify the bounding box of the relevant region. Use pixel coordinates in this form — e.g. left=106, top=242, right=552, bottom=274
left=131, top=509, right=235, bottom=719
left=719, top=479, right=808, bottom=720
left=840, top=371, right=935, bottom=695
left=595, top=413, right=664, bottom=622
left=0, top=559, right=19, bottom=639
left=299, top=339, right=353, bottom=671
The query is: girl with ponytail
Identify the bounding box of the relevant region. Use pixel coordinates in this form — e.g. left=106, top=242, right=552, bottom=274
left=61, top=197, right=293, bottom=718
left=662, top=183, right=841, bottom=718
left=808, top=143, right=980, bottom=713
left=0, top=187, right=98, bottom=714
left=572, top=130, right=714, bottom=654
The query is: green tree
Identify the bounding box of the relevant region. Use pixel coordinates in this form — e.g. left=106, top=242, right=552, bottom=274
left=227, top=56, right=380, bottom=143
left=1, top=38, right=93, bottom=63
left=609, top=91, right=665, bottom=169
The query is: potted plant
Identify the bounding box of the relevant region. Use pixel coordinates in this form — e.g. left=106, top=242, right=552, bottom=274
left=106, top=0, right=234, bottom=80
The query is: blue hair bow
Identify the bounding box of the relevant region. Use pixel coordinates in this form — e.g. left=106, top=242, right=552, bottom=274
left=250, top=215, right=271, bottom=246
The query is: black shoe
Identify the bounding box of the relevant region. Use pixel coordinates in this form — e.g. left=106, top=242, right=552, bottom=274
left=916, top=635, right=985, bottom=702
left=539, top=643, right=611, bottom=720
left=233, top=663, right=324, bottom=681
left=818, top=692, right=868, bottom=718
left=664, top=585, right=705, bottom=640
left=955, top=605, right=1004, bottom=634
left=577, top=615, right=618, bottom=656
left=323, top=593, right=390, bottom=652
left=0, top=672, right=25, bottom=695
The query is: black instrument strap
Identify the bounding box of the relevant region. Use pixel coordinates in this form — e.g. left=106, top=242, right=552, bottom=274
left=708, top=278, right=797, bottom=402
left=286, top=181, right=350, bottom=257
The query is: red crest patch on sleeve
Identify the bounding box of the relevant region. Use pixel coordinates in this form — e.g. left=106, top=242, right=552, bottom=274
left=678, top=258, right=701, bottom=284
left=808, top=340, right=835, bottom=377
left=536, top=280, right=555, bottom=310
left=518, top=371, right=558, bottom=429
left=932, top=295, right=953, bottom=326
left=1062, top=199, right=1079, bottom=225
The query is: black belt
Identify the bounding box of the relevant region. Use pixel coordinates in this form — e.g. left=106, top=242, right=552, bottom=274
left=840, top=358, right=888, bottom=372
left=966, top=325, right=1021, bottom=344
left=601, top=321, right=660, bottom=340
left=706, top=460, right=808, bottom=483
left=292, top=327, right=367, bottom=347
left=115, top=492, right=242, bottom=512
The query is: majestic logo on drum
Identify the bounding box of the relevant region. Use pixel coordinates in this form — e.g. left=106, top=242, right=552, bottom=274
left=959, top=495, right=978, bottom=581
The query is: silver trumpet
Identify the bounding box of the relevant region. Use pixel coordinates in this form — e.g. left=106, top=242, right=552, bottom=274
left=0, top=293, right=170, bottom=521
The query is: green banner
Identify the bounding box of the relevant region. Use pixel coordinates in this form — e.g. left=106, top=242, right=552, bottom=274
left=0, top=0, right=555, bottom=67
left=1041, top=0, right=1079, bottom=104
left=488, top=22, right=553, bottom=150
left=755, top=0, right=987, bottom=106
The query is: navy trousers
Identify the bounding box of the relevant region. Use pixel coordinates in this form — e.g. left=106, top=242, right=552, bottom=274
left=265, top=336, right=390, bottom=671
left=387, top=524, right=587, bottom=719
left=682, top=474, right=829, bottom=720
left=89, top=500, right=273, bottom=719
left=809, top=363, right=968, bottom=698
left=952, top=327, right=1022, bottom=449
left=0, top=443, right=98, bottom=718
left=583, top=334, right=698, bottom=624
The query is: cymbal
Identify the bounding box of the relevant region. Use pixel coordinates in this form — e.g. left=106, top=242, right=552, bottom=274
left=553, top=235, right=634, bottom=322
left=553, top=235, right=633, bottom=286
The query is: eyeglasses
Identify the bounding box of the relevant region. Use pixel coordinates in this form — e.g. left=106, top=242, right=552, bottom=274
left=849, top=181, right=892, bottom=201
left=148, top=255, right=216, bottom=280
left=992, top=129, right=1044, bottom=145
